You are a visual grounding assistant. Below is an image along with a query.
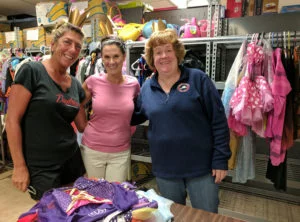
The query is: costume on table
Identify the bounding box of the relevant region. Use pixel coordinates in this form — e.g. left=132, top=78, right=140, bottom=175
left=18, top=177, right=161, bottom=222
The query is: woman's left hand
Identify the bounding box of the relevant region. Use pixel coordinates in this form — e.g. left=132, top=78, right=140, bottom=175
left=212, top=169, right=227, bottom=184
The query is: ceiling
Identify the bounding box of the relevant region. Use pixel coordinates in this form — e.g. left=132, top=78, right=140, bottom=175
left=0, top=0, right=41, bottom=17
left=0, top=0, right=178, bottom=18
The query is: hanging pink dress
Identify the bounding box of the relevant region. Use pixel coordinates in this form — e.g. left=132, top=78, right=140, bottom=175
left=265, top=48, right=292, bottom=166
left=230, top=42, right=274, bottom=137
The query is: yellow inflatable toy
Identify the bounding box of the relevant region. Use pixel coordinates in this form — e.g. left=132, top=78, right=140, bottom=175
left=118, top=23, right=144, bottom=41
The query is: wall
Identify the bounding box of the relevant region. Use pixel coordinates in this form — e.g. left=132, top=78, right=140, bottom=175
left=227, top=11, right=300, bottom=35
left=219, top=0, right=300, bottom=12
left=144, top=6, right=210, bottom=25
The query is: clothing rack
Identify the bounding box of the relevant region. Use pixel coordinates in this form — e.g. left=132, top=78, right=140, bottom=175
left=211, top=31, right=300, bottom=88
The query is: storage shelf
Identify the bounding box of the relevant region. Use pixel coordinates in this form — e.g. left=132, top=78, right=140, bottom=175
left=126, top=35, right=248, bottom=49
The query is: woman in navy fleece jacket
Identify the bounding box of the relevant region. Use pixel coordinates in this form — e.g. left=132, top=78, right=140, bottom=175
left=132, top=29, right=231, bottom=213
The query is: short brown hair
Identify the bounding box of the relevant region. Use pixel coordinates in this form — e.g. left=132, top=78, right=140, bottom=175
left=144, top=29, right=186, bottom=69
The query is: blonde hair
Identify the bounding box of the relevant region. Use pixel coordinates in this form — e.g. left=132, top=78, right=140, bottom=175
left=51, top=20, right=85, bottom=45
left=144, top=29, right=186, bottom=69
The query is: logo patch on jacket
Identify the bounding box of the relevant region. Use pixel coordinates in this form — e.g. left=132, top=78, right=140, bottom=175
left=177, top=83, right=190, bottom=92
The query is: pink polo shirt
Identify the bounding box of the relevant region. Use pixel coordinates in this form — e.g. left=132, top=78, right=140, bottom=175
left=81, top=73, right=140, bottom=153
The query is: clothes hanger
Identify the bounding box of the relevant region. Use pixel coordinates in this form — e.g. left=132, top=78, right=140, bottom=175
left=258, top=32, right=264, bottom=46
left=283, top=31, right=287, bottom=51
left=294, top=31, right=297, bottom=48
left=131, top=58, right=141, bottom=71
left=254, top=33, right=259, bottom=43
left=282, top=31, right=288, bottom=59
left=287, top=31, right=291, bottom=51
left=251, top=33, right=256, bottom=42
left=24, top=48, right=32, bottom=57
left=276, top=32, right=279, bottom=48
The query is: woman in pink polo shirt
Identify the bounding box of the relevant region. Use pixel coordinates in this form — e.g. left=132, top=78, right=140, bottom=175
left=80, top=36, right=140, bottom=182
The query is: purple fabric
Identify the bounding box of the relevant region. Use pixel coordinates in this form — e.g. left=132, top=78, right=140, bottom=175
left=73, top=177, right=139, bottom=211
left=18, top=177, right=139, bottom=221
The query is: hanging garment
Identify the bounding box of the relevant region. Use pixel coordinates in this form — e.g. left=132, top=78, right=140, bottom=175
left=281, top=47, right=295, bottom=150
left=14, top=57, right=34, bottom=78
left=230, top=42, right=274, bottom=137
left=265, top=48, right=291, bottom=166
left=262, top=39, right=275, bottom=85
left=266, top=154, right=287, bottom=191
left=222, top=40, right=247, bottom=118
left=135, top=56, right=152, bottom=86
left=294, top=46, right=300, bottom=138
left=76, top=57, right=88, bottom=84
left=232, top=127, right=256, bottom=183
left=0, top=60, right=9, bottom=95
left=227, top=130, right=241, bottom=170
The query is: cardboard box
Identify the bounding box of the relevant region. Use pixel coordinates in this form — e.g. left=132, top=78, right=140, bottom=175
left=45, top=31, right=54, bottom=47
left=0, top=33, right=4, bottom=49
left=23, top=27, right=46, bottom=48
left=87, top=0, right=110, bottom=20
left=0, top=15, right=7, bottom=21
left=0, top=23, right=10, bottom=32
left=248, top=0, right=256, bottom=16
left=3, top=30, right=23, bottom=48
left=69, top=0, right=88, bottom=12
left=278, top=0, right=298, bottom=13
left=36, top=1, right=68, bottom=26
left=280, top=4, right=300, bottom=13
left=82, top=22, right=92, bottom=46
left=262, top=0, right=278, bottom=14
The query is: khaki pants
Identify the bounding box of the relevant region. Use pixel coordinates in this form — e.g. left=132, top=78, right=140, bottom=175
left=80, top=144, right=131, bottom=183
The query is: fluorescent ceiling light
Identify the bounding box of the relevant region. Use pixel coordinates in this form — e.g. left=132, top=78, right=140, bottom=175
left=170, top=0, right=187, bottom=8
left=170, top=0, right=211, bottom=8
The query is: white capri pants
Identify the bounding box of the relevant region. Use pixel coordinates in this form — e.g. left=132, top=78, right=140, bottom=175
left=80, top=144, right=131, bottom=183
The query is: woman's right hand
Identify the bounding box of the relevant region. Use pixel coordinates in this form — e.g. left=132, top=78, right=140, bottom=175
left=12, top=165, right=30, bottom=192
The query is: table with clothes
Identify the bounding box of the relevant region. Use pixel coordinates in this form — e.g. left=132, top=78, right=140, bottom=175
left=17, top=177, right=243, bottom=222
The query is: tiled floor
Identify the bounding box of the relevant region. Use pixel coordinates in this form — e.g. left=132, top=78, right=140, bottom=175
left=0, top=170, right=35, bottom=222
left=0, top=169, right=299, bottom=222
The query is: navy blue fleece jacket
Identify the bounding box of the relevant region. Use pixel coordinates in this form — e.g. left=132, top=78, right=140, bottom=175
left=132, top=66, right=231, bottom=179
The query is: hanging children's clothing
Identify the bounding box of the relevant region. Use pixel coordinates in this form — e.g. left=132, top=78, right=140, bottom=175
left=222, top=41, right=247, bottom=169
left=229, top=41, right=274, bottom=137
left=265, top=48, right=291, bottom=166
